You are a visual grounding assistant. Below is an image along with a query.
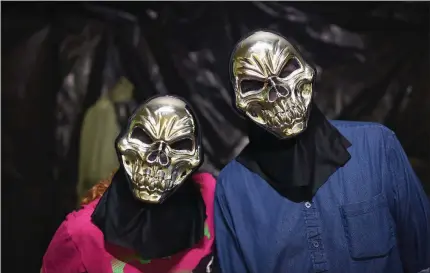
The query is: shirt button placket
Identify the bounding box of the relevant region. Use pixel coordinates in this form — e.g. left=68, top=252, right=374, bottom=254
left=303, top=201, right=329, bottom=272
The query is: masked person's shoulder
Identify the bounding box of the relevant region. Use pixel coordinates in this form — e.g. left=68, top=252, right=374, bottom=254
left=61, top=198, right=102, bottom=240
left=44, top=198, right=103, bottom=268
left=330, top=120, right=395, bottom=143
left=216, top=160, right=253, bottom=188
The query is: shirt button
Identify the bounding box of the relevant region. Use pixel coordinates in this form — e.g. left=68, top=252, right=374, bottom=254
left=313, top=241, right=319, bottom=248
left=305, top=202, right=312, bottom=208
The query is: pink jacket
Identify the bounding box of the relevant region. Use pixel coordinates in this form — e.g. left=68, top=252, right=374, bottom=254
left=42, top=173, right=215, bottom=273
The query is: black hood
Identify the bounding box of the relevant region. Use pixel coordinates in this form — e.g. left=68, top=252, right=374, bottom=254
left=237, top=104, right=351, bottom=201
left=92, top=94, right=206, bottom=259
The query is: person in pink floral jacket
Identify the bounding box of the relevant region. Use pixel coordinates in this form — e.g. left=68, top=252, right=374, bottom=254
left=42, top=95, right=218, bottom=273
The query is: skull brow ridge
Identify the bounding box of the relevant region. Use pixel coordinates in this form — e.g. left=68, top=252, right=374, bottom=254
left=237, top=57, right=266, bottom=79
left=251, top=54, right=267, bottom=76
left=273, top=42, right=290, bottom=74
left=139, top=111, right=158, bottom=138
left=168, top=124, right=194, bottom=140
left=161, top=114, right=178, bottom=139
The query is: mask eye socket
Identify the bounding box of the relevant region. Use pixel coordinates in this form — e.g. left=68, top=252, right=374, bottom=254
left=240, top=79, right=265, bottom=94
left=130, top=127, right=152, bottom=144
left=170, top=138, right=193, bottom=151
left=280, top=58, right=300, bottom=78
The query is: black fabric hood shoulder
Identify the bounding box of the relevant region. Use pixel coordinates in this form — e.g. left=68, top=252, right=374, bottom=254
left=92, top=94, right=207, bottom=260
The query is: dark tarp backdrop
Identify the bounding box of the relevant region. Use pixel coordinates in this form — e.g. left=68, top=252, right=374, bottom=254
left=2, top=2, right=429, bottom=273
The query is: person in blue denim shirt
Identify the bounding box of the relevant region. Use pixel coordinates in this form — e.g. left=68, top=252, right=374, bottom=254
left=214, top=30, right=430, bottom=273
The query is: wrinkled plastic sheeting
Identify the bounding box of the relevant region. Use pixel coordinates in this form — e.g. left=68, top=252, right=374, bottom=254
left=1, top=3, right=429, bottom=272
left=3, top=1, right=429, bottom=214
left=132, top=2, right=429, bottom=176
left=2, top=11, right=55, bottom=273
left=3, top=5, right=107, bottom=273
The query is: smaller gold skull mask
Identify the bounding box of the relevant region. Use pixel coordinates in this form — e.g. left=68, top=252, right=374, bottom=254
left=231, top=30, right=316, bottom=139
left=116, top=95, right=202, bottom=203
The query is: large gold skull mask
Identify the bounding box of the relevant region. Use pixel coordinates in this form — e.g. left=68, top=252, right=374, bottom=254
left=231, top=31, right=316, bottom=139
left=116, top=95, right=202, bottom=204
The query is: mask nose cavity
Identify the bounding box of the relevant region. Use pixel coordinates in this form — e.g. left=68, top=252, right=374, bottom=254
left=158, top=152, right=169, bottom=166
left=267, top=77, right=291, bottom=102
left=146, top=141, right=170, bottom=166
left=267, top=87, right=278, bottom=103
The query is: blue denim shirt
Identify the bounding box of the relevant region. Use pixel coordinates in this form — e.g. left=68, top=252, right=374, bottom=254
left=215, top=121, right=430, bottom=273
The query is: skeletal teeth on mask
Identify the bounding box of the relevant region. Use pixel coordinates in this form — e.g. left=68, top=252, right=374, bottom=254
left=149, top=180, right=156, bottom=190
left=274, top=116, right=281, bottom=126
left=157, top=170, right=165, bottom=179
left=133, top=173, right=142, bottom=183
left=172, top=170, right=178, bottom=180
left=132, top=166, right=187, bottom=194
left=167, top=179, right=173, bottom=189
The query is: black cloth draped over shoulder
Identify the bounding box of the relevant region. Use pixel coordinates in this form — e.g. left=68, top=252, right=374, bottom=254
left=92, top=167, right=206, bottom=260
left=237, top=104, right=351, bottom=201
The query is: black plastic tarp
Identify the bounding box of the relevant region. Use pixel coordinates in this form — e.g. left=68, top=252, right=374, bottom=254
left=2, top=2, right=429, bottom=273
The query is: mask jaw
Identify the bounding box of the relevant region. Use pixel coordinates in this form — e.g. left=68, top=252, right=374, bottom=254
left=231, top=30, right=316, bottom=139
left=116, top=95, right=202, bottom=204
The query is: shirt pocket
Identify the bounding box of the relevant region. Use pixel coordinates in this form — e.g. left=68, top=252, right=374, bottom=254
left=340, top=193, right=396, bottom=260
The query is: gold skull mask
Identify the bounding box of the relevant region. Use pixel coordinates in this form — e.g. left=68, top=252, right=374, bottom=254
left=116, top=95, right=202, bottom=203
left=231, top=31, right=316, bottom=139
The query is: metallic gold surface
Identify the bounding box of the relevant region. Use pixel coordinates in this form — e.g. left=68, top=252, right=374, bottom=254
left=117, top=96, right=201, bottom=203
left=231, top=30, right=315, bottom=139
